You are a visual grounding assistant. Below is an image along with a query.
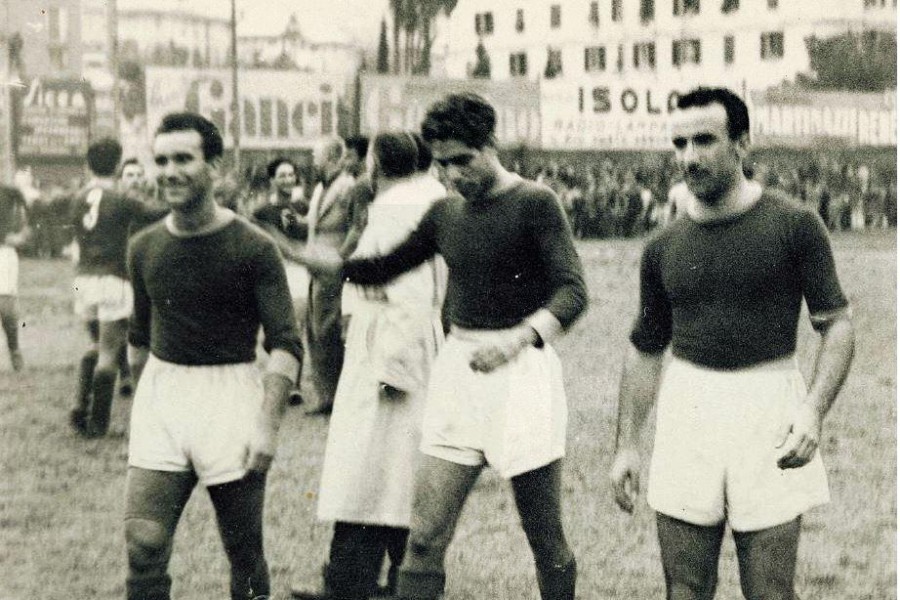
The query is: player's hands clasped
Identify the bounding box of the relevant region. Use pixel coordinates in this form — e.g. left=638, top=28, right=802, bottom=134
left=469, top=325, right=537, bottom=373
left=776, top=402, right=822, bottom=470
left=610, top=447, right=642, bottom=514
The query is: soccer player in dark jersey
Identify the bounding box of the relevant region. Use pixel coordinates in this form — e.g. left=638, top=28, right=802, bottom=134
left=124, top=112, right=303, bottom=600
left=610, top=87, right=855, bottom=599
left=0, top=184, right=29, bottom=371
left=294, top=93, right=587, bottom=600
left=69, top=138, right=167, bottom=437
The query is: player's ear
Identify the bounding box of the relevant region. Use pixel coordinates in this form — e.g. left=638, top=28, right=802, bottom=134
left=208, top=156, right=223, bottom=177
left=734, top=131, right=750, bottom=161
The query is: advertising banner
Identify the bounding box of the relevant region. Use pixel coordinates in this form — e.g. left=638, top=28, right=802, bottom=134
left=144, top=67, right=339, bottom=149
left=750, top=89, right=896, bottom=148
left=540, top=79, right=691, bottom=151
left=15, top=78, right=92, bottom=159
left=359, top=74, right=541, bottom=147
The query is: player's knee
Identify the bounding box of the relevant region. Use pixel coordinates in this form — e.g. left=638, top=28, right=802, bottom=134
left=125, top=518, right=171, bottom=566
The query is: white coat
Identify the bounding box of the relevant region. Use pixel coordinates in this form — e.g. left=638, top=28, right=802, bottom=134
left=315, top=173, right=446, bottom=527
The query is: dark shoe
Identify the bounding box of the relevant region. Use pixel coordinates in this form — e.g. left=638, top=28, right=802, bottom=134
left=290, top=587, right=331, bottom=600
left=119, top=378, right=133, bottom=398
left=69, top=408, right=89, bottom=435
left=288, top=389, right=304, bottom=406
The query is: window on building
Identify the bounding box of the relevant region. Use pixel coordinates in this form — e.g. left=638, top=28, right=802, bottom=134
left=585, top=46, right=606, bottom=72
left=761, top=31, right=784, bottom=59
left=633, top=42, right=656, bottom=69
left=510, top=52, right=528, bottom=76
left=722, top=0, right=739, bottom=12
left=612, top=0, right=623, bottom=22
left=589, top=1, right=600, bottom=26
left=545, top=47, right=563, bottom=78
left=48, top=46, right=67, bottom=70
left=551, top=4, right=562, bottom=28
left=767, top=0, right=778, bottom=7
left=724, top=35, right=735, bottom=64
left=640, top=0, right=655, bottom=22
left=516, top=8, right=525, bottom=31
left=673, top=0, right=701, bottom=16
left=46, top=7, right=68, bottom=43
left=475, top=12, right=494, bottom=36
left=672, top=39, right=701, bottom=66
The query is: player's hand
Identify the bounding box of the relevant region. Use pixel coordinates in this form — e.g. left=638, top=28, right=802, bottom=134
left=245, top=421, right=278, bottom=474
left=469, top=326, right=536, bottom=373
left=294, top=247, right=343, bottom=276
left=610, top=447, right=641, bottom=514
left=776, top=402, right=822, bottom=469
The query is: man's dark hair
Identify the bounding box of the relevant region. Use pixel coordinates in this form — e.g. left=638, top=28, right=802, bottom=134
left=344, top=135, right=370, bottom=161
left=266, top=157, right=295, bottom=180
left=87, top=138, right=123, bottom=177
left=676, top=87, right=750, bottom=141
left=155, top=112, right=224, bottom=161
left=410, top=132, right=433, bottom=172
left=421, top=93, right=496, bottom=150
left=373, top=132, right=417, bottom=179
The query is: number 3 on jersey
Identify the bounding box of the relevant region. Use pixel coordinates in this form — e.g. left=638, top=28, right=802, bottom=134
left=82, top=188, right=103, bottom=231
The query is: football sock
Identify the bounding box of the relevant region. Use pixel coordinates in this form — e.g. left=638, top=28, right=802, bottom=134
left=75, top=350, right=99, bottom=413
left=89, top=367, right=117, bottom=436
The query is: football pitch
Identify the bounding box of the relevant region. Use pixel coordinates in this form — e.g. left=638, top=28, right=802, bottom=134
left=1, top=231, right=895, bottom=599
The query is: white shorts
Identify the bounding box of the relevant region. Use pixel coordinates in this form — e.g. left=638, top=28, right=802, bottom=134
left=647, top=356, right=830, bottom=532
left=73, top=274, right=133, bottom=322
left=0, top=246, right=19, bottom=296
left=420, top=327, right=568, bottom=479
left=128, top=356, right=264, bottom=486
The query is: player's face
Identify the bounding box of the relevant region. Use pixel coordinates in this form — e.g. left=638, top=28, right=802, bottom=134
left=153, top=130, right=216, bottom=212
left=120, top=164, right=145, bottom=191
left=272, top=162, right=297, bottom=194
left=431, top=139, right=495, bottom=199
left=671, top=103, right=746, bottom=205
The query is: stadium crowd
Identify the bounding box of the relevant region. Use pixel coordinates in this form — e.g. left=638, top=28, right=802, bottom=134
left=11, top=150, right=896, bottom=261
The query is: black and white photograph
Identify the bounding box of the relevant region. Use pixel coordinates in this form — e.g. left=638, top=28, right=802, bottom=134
left=0, top=0, right=895, bottom=598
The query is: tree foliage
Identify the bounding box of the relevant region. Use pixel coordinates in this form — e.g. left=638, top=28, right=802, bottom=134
left=471, top=40, right=491, bottom=79
left=389, top=0, right=458, bottom=76
left=377, top=18, right=390, bottom=73
left=802, top=31, right=896, bottom=92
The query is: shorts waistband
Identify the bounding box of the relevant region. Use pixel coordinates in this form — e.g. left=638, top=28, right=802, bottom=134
left=673, top=354, right=798, bottom=373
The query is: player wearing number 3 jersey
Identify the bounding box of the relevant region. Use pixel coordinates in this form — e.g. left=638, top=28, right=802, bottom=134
left=69, top=137, right=167, bottom=438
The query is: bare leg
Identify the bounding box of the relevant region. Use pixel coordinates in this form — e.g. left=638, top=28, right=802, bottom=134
left=395, top=455, right=482, bottom=599
left=656, top=512, right=725, bottom=600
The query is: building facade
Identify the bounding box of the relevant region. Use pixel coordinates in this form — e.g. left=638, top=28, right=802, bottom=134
left=117, top=8, right=232, bottom=68
left=436, top=0, right=896, bottom=92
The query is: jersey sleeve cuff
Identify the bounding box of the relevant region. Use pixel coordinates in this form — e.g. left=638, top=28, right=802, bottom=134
left=525, top=308, right=564, bottom=346
left=266, top=348, right=300, bottom=382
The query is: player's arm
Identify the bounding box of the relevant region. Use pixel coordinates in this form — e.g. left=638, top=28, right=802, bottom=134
left=289, top=204, right=439, bottom=282
left=609, top=240, right=671, bottom=513
left=4, top=191, right=31, bottom=248
left=469, top=190, right=589, bottom=373
left=778, top=210, right=855, bottom=469
left=126, top=238, right=151, bottom=384
left=248, top=239, right=303, bottom=473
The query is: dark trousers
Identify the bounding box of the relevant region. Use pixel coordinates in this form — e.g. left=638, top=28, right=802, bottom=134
left=306, top=273, right=345, bottom=412
left=325, top=521, right=409, bottom=599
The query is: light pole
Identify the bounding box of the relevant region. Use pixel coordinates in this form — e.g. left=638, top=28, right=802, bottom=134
left=230, top=0, right=241, bottom=171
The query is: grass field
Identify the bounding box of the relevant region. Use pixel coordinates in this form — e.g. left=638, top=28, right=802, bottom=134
left=1, top=231, right=896, bottom=600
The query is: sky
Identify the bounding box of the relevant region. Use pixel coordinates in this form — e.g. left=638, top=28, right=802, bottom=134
left=118, top=0, right=388, bottom=45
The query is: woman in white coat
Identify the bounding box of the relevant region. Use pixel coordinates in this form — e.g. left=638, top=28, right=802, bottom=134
left=292, top=132, right=446, bottom=600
